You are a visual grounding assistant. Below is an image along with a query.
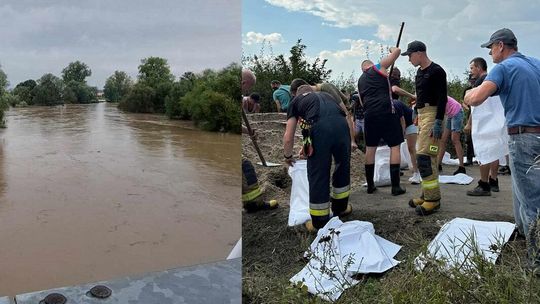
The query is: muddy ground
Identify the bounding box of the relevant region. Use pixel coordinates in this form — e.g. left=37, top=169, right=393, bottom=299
left=242, top=112, right=514, bottom=222
left=242, top=112, right=528, bottom=303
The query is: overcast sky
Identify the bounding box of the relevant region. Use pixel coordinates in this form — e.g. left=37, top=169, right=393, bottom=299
left=243, top=0, right=540, bottom=87
left=0, top=0, right=240, bottom=89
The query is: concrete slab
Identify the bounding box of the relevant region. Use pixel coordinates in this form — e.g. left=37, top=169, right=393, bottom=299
left=16, top=258, right=241, bottom=304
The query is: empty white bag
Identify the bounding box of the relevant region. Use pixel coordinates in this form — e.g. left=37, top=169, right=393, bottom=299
left=288, top=160, right=310, bottom=226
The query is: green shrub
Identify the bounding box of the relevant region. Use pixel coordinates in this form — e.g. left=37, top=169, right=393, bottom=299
left=187, top=90, right=240, bottom=133
left=118, top=83, right=156, bottom=113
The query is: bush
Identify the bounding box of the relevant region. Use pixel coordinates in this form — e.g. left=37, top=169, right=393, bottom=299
left=3, top=93, right=22, bottom=107
left=0, top=93, right=10, bottom=127
left=104, top=71, right=133, bottom=102
left=63, top=80, right=97, bottom=104
left=186, top=90, right=240, bottom=133
left=165, top=82, right=190, bottom=119
left=32, top=73, right=64, bottom=106
left=118, top=83, right=156, bottom=113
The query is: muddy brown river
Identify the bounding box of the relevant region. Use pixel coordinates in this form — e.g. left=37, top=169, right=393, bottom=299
left=0, top=103, right=240, bottom=296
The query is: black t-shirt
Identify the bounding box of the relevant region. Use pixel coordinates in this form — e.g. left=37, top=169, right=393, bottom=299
left=357, top=65, right=393, bottom=117
left=351, top=93, right=364, bottom=120
left=474, top=74, right=487, bottom=87
left=287, top=91, right=341, bottom=123
left=392, top=100, right=413, bottom=127
left=415, top=62, right=447, bottom=120
left=390, top=78, right=400, bottom=100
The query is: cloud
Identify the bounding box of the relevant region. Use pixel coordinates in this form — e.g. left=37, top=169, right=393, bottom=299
left=243, top=31, right=284, bottom=45
left=262, top=0, right=540, bottom=79
left=318, top=39, right=392, bottom=62
left=265, top=0, right=378, bottom=28
left=0, top=0, right=241, bottom=88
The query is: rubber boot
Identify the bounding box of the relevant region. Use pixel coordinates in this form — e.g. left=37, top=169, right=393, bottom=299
left=408, top=193, right=424, bottom=208
left=365, top=164, right=377, bottom=194
left=305, top=220, right=318, bottom=234
left=415, top=201, right=441, bottom=215
left=390, top=164, right=406, bottom=196
left=489, top=177, right=499, bottom=192
left=467, top=180, right=491, bottom=196
left=338, top=204, right=353, bottom=218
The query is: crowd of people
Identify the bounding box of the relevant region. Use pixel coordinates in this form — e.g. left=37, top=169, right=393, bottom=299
left=243, top=28, right=540, bottom=271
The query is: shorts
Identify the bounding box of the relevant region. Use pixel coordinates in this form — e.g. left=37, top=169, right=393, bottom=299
left=405, top=124, right=418, bottom=135
left=364, top=113, right=404, bottom=147
left=446, top=108, right=464, bottom=132
left=355, top=118, right=365, bottom=133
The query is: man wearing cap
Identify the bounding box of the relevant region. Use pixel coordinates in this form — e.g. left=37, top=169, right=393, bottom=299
left=464, top=28, right=540, bottom=269
left=271, top=80, right=292, bottom=112
left=402, top=41, right=447, bottom=215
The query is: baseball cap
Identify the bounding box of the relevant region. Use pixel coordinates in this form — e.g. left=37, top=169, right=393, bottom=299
left=401, top=41, right=426, bottom=56
left=480, top=28, right=517, bottom=48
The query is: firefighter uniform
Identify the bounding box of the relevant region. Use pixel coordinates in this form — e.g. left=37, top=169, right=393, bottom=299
left=288, top=91, right=351, bottom=229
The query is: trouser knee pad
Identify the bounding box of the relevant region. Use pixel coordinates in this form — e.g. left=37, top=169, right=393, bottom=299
left=417, top=154, right=433, bottom=178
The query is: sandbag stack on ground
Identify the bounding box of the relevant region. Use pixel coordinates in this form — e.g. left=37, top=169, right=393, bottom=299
left=291, top=217, right=401, bottom=302
left=415, top=218, right=516, bottom=272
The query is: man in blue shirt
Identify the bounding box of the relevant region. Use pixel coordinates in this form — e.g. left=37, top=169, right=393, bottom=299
left=464, top=28, right=540, bottom=271
left=271, top=80, right=292, bottom=112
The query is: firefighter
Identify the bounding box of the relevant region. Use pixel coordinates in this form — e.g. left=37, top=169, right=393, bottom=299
left=283, top=85, right=351, bottom=232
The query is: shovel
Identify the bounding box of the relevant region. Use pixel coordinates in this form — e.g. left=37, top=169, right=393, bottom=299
left=242, top=108, right=281, bottom=167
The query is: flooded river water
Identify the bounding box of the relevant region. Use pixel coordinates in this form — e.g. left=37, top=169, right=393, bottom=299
left=0, top=103, right=240, bottom=296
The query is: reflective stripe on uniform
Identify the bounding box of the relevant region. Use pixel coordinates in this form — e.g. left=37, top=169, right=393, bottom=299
left=310, top=202, right=330, bottom=210
left=421, top=179, right=438, bottom=190
left=242, top=187, right=262, bottom=202
left=331, top=185, right=350, bottom=199
left=310, top=208, right=330, bottom=216
left=309, top=202, right=330, bottom=216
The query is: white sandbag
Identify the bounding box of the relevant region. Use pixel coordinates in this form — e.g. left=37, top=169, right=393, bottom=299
left=291, top=217, right=401, bottom=302
left=287, top=160, right=311, bottom=226
left=438, top=173, right=474, bottom=185
left=400, top=141, right=413, bottom=169
left=471, top=96, right=509, bottom=165
left=441, top=151, right=461, bottom=166
left=415, top=218, right=516, bottom=272
left=373, top=146, right=391, bottom=186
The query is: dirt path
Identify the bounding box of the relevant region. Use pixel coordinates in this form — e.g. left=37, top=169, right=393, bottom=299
left=242, top=112, right=514, bottom=222
left=242, top=112, right=522, bottom=303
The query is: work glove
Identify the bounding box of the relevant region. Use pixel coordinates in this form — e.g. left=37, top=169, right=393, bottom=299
left=431, top=119, right=443, bottom=140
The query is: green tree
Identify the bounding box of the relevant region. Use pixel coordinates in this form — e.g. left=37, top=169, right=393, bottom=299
left=177, top=64, right=241, bottom=132
left=138, top=57, right=175, bottom=87
left=62, top=85, right=77, bottom=104
left=0, top=67, right=8, bottom=96
left=63, top=80, right=97, bottom=103
left=103, top=71, right=133, bottom=102
left=136, top=57, right=175, bottom=112
left=2, top=93, right=21, bottom=108
left=243, top=40, right=331, bottom=112
left=165, top=72, right=197, bottom=119
left=32, top=73, right=64, bottom=106
left=0, top=65, right=9, bottom=127
left=118, top=83, right=156, bottom=113
left=62, top=61, right=92, bottom=83
left=13, top=79, right=37, bottom=105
